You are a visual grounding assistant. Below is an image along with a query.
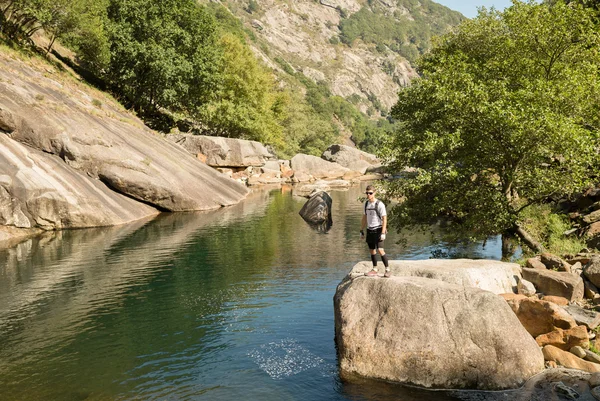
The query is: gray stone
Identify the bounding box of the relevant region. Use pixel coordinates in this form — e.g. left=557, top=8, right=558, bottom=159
left=585, top=350, right=600, bottom=364
left=527, top=257, right=547, bottom=270
left=553, top=382, right=579, bottom=400
left=522, top=268, right=584, bottom=301
left=590, top=372, right=600, bottom=387
left=350, top=259, right=521, bottom=294
left=585, top=256, right=600, bottom=288
left=570, top=346, right=587, bottom=358
left=563, top=305, right=600, bottom=330
left=291, top=154, right=350, bottom=180
left=334, top=275, right=544, bottom=389
left=518, top=278, right=537, bottom=296
left=321, top=144, right=380, bottom=174
left=168, top=134, right=275, bottom=168
left=593, top=386, right=600, bottom=401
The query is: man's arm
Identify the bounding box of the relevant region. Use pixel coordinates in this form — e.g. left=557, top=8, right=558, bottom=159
left=361, top=214, right=366, bottom=231
left=382, top=215, right=387, bottom=234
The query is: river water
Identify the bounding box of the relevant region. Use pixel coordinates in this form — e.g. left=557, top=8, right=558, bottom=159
left=0, top=184, right=503, bottom=401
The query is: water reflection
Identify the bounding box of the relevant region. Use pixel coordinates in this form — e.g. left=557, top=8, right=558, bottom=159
left=0, top=184, right=503, bottom=401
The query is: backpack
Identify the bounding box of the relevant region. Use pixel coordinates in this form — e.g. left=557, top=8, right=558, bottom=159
left=365, top=200, right=381, bottom=220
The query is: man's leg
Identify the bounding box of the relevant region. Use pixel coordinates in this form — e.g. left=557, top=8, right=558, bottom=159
left=365, top=240, right=378, bottom=276
left=379, top=248, right=390, bottom=277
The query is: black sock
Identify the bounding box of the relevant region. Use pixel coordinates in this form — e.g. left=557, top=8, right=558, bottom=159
left=371, top=254, right=377, bottom=267
left=381, top=254, right=389, bottom=268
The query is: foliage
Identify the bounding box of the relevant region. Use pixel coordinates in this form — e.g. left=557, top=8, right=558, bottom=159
left=518, top=204, right=587, bottom=257
left=384, top=1, right=600, bottom=244
left=101, top=0, right=222, bottom=115
left=194, top=32, right=286, bottom=147
left=339, top=0, right=463, bottom=63
left=0, top=0, right=94, bottom=47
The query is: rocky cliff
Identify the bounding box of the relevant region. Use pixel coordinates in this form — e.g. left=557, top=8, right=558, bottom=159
left=204, top=0, right=463, bottom=114
left=0, top=49, right=249, bottom=245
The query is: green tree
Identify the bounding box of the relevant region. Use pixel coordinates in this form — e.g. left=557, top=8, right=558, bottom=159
left=103, top=0, right=221, bottom=115
left=384, top=1, right=600, bottom=252
left=194, top=32, right=286, bottom=147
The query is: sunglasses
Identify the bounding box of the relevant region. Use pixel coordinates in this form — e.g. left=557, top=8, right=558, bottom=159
left=365, top=192, right=374, bottom=195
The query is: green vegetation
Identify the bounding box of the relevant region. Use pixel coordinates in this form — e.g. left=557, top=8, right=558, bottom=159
left=518, top=205, right=587, bottom=258
left=339, top=0, right=463, bottom=63
left=383, top=1, right=600, bottom=253
left=0, top=0, right=456, bottom=158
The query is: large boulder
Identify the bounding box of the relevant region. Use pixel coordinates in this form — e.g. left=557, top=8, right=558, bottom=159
left=167, top=134, right=275, bottom=168
left=0, top=54, right=249, bottom=216
left=350, top=259, right=521, bottom=294
left=321, top=144, right=381, bottom=174
left=299, top=191, right=332, bottom=226
left=0, top=135, right=159, bottom=231
left=522, top=268, right=584, bottom=301
left=290, top=154, right=350, bottom=180
left=334, top=276, right=545, bottom=389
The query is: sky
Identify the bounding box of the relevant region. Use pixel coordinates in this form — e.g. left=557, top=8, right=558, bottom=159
left=435, top=0, right=514, bottom=18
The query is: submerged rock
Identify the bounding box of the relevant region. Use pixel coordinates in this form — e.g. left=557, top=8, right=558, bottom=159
left=299, top=191, right=332, bottom=229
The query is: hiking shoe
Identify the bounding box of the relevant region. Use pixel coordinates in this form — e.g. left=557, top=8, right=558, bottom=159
left=365, top=269, right=378, bottom=277
left=384, top=270, right=391, bottom=278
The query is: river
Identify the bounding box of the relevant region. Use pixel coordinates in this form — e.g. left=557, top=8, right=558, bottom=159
left=0, top=184, right=503, bottom=401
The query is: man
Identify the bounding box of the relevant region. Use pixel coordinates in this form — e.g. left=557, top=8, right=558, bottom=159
left=360, top=185, right=390, bottom=277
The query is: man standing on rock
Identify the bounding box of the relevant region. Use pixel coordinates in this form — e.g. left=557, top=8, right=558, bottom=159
left=360, top=185, right=390, bottom=277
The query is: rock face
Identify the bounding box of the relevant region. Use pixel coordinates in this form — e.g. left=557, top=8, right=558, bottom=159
left=167, top=134, right=275, bottom=167
left=502, top=295, right=577, bottom=337
left=0, top=51, right=249, bottom=233
left=350, top=259, right=521, bottom=294
left=334, top=275, right=545, bottom=389
left=291, top=154, right=350, bottom=180
left=299, top=191, right=332, bottom=226
left=0, top=136, right=159, bottom=230
left=321, top=144, right=381, bottom=174
left=522, top=268, right=584, bottom=301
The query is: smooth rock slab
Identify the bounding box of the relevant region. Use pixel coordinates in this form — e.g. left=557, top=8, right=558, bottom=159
left=334, top=275, right=544, bottom=389
left=350, top=259, right=521, bottom=294
left=0, top=135, right=158, bottom=230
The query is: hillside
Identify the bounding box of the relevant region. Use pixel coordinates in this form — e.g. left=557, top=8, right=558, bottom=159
left=204, top=0, right=464, bottom=116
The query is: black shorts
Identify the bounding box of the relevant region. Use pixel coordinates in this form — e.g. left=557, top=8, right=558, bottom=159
left=366, top=227, right=383, bottom=250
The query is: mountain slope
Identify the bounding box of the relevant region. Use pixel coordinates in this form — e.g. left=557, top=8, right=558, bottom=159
left=204, top=0, right=464, bottom=115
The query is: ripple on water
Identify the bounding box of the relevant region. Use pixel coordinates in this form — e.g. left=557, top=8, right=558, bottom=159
left=248, top=338, right=325, bottom=380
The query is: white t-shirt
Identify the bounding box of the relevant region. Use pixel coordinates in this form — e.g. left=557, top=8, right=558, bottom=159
left=364, top=199, right=386, bottom=229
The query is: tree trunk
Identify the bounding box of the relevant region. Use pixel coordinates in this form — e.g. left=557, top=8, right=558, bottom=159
left=513, top=224, right=545, bottom=254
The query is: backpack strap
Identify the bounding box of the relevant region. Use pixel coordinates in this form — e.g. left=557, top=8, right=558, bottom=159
left=365, top=200, right=381, bottom=220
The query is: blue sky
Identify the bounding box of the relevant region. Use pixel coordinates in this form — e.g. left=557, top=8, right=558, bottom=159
left=435, top=0, right=514, bottom=18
